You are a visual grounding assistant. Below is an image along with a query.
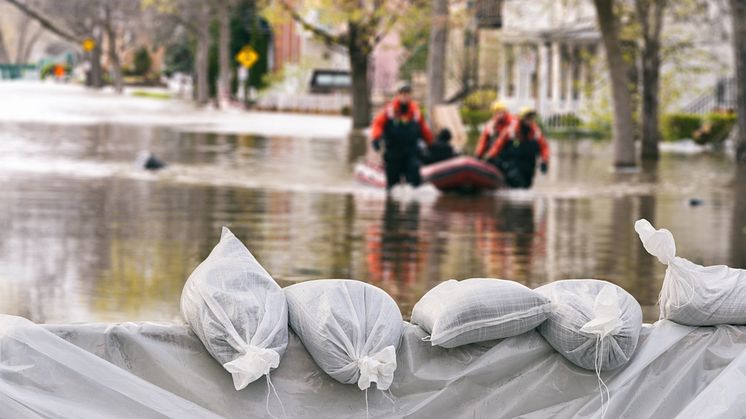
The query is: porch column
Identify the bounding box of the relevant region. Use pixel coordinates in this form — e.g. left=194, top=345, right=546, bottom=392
left=551, top=41, right=561, bottom=111
left=564, top=44, right=574, bottom=109
left=538, top=41, right=549, bottom=115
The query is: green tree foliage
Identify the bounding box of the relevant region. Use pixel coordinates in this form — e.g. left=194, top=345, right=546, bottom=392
left=133, top=47, right=153, bottom=76
left=208, top=3, right=271, bottom=98
left=163, top=41, right=194, bottom=76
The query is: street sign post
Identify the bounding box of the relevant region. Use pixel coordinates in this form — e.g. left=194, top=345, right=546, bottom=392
left=82, top=38, right=96, bottom=53
left=235, top=45, right=259, bottom=103
left=235, top=45, right=259, bottom=69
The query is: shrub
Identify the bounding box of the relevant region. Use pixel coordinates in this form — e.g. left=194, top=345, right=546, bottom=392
left=462, top=88, right=496, bottom=111
left=661, top=113, right=702, bottom=141
left=40, top=63, right=70, bottom=79
left=133, top=47, right=152, bottom=77
left=693, top=111, right=737, bottom=145
left=543, top=113, right=582, bottom=128
left=460, top=88, right=496, bottom=133
left=460, top=108, right=492, bottom=128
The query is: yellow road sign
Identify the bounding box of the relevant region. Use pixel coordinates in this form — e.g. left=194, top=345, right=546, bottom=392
left=82, top=38, right=96, bottom=53
left=235, top=45, right=259, bottom=69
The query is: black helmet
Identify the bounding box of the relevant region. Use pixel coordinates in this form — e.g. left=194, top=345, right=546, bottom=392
left=397, top=82, right=412, bottom=94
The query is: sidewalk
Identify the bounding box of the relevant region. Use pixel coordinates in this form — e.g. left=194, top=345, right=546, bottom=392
left=0, top=81, right=352, bottom=139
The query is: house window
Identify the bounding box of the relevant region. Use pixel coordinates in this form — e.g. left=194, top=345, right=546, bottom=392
left=476, top=0, right=503, bottom=29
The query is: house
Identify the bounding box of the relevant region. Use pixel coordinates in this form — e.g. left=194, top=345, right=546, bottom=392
left=448, top=0, right=735, bottom=119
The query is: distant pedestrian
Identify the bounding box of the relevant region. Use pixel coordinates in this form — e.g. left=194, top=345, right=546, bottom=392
left=53, top=64, right=65, bottom=81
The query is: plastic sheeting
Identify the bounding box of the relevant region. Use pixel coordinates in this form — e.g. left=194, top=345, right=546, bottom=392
left=3, top=314, right=746, bottom=418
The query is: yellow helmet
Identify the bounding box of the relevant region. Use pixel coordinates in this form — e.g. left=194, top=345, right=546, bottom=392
left=519, top=106, right=537, bottom=118
left=490, top=100, right=507, bottom=113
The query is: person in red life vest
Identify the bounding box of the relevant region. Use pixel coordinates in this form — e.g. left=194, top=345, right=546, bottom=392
left=474, top=100, right=514, bottom=159
left=484, top=107, right=549, bottom=188
left=370, top=83, right=433, bottom=190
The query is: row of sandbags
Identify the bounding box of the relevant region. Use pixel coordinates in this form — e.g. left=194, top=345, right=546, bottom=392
left=180, top=219, right=746, bottom=394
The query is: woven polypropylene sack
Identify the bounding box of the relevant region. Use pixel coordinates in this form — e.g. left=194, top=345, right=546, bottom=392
left=411, top=278, right=551, bottom=348
left=284, top=279, right=403, bottom=390
left=636, top=218, right=746, bottom=326
left=535, top=280, right=642, bottom=371
left=180, top=227, right=288, bottom=390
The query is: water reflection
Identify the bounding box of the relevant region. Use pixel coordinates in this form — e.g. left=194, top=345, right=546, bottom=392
left=0, top=122, right=742, bottom=323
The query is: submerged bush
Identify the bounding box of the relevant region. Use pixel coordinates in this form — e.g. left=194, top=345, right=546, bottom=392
left=460, top=89, right=496, bottom=133
left=661, top=113, right=702, bottom=141
left=693, top=111, right=737, bottom=145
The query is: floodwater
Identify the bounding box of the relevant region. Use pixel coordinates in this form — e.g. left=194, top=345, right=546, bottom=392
left=0, top=122, right=744, bottom=323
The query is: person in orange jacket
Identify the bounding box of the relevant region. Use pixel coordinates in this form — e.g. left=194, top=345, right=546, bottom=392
left=474, top=100, right=514, bottom=159
left=484, top=107, right=549, bottom=188
left=370, top=83, right=433, bottom=190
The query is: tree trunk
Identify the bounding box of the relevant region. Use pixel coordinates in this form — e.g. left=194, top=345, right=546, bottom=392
left=0, top=27, right=9, bottom=64
left=104, top=6, right=123, bottom=94
left=638, top=0, right=666, bottom=160
left=593, top=0, right=637, bottom=167
left=217, top=1, right=232, bottom=107
left=14, top=16, right=30, bottom=64
left=731, top=0, right=746, bottom=163
left=195, top=27, right=211, bottom=105
left=90, top=42, right=103, bottom=88
left=348, top=24, right=371, bottom=129
left=19, top=27, right=43, bottom=64
left=731, top=165, right=746, bottom=267
left=427, top=0, right=448, bottom=119
left=106, top=32, right=123, bottom=93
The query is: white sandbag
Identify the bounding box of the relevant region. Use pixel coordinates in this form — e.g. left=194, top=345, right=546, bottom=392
left=636, top=218, right=746, bottom=326
left=411, top=278, right=551, bottom=348
left=284, top=279, right=403, bottom=390
left=180, top=227, right=288, bottom=390
left=535, top=280, right=642, bottom=371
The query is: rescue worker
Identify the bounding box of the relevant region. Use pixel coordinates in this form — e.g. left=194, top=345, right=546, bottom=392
left=484, top=107, right=549, bottom=188
left=371, top=83, right=433, bottom=190
left=424, top=129, right=457, bottom=165
left=474, top=101, right=514, bottom=160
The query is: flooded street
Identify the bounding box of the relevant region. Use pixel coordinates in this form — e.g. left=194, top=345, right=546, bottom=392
left=0, top=120, right=742, bottom=323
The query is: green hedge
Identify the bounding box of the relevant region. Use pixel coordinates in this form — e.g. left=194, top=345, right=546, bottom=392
left=661, top=113, right=702, bottom=141
left=693, top=112, right=737, bottom=145
left=460, top=109, right=492, bottom=128
left=40, top=63, right=70, bottom=79
left=460, top=89, right=496, bottom=133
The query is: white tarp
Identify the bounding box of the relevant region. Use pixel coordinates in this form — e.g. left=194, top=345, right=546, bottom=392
left=2, top=314, right=746, bottom=418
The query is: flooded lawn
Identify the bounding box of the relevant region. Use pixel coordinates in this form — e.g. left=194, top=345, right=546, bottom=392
left=0, top=122, right=743, bottom=323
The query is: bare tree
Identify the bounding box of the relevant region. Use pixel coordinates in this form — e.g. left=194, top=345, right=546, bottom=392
left=145, top=0, right=214, bottom=105
left=3, top=0, right=111, bottom=88
left=3, top=0, right=80, bottom=43
left=427, top=0, right=448, bottom=118
left=732, top=0, right=746, bottom=163
left=98, top=1, right=141, bottom=93
left=14, top=15, right=35, bottom=63
left=593, top=0, right=637, bottom=167
left=277, top=0, right=407, bottom=128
